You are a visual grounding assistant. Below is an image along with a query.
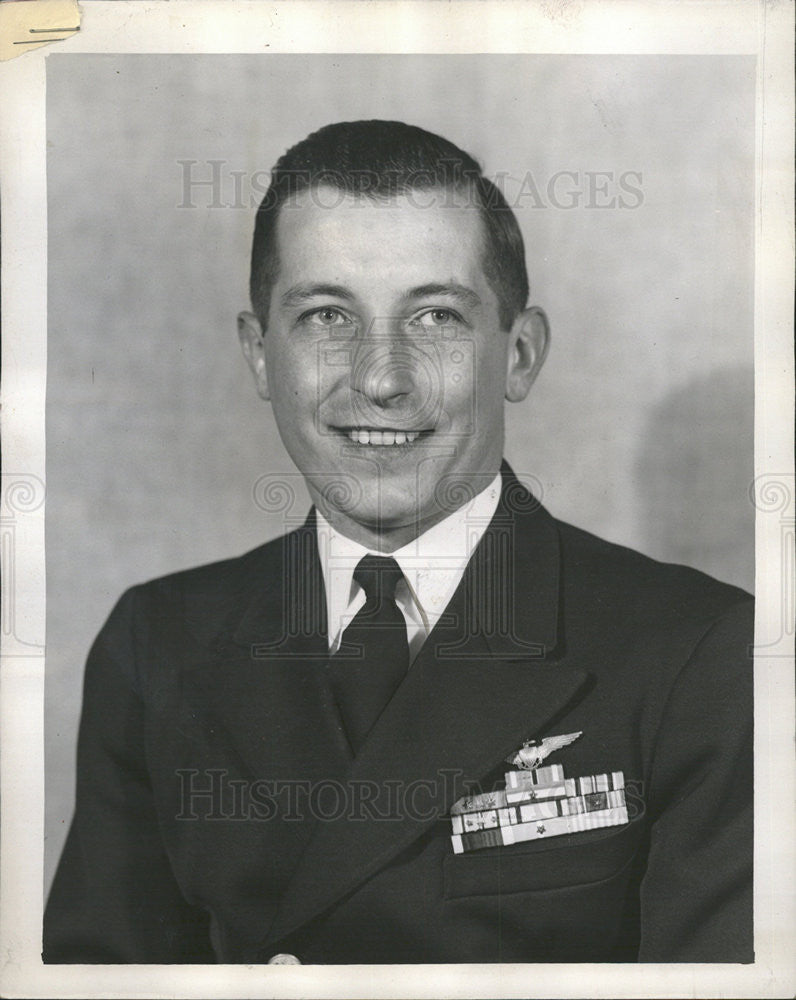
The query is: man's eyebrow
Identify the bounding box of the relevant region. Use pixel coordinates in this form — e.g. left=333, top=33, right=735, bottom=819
left=281, top=283, right=355, bottom=307
left=404, top=284, right=482, bottom=310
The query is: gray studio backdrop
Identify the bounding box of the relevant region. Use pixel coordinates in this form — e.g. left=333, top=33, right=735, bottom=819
left=45, top=53, right=755, bottom=892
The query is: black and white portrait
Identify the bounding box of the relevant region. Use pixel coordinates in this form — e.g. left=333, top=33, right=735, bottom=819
left=1, top=4, right=792, bottom=997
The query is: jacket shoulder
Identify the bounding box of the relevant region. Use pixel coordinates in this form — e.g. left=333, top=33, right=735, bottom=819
left=116, top=528, right=307, bottom=644
left=135, top=529, right=299, bottom=597
left=554, top=517, right=752, bottom=625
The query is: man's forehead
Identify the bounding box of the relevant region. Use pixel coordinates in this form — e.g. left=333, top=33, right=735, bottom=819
left=273, top=185, right=489, bottom=280
left=276, top=184, right=483, bottom=239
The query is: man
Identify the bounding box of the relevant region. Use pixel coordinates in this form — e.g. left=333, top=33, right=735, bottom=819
left=44, top=120, right=753, bottom=964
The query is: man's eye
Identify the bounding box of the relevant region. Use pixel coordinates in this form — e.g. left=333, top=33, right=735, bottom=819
left=303, top=307, right=351, bottom=327
left=414, top=308, right=460, bottom=328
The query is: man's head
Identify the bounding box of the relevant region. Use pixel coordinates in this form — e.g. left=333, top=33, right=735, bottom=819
left=238, top=120, right=549, bottom=549
left=249, top=120, right=529, bottom=333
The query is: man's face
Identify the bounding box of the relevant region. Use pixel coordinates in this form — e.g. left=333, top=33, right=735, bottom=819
left=240, top=186, right=546, bottom=547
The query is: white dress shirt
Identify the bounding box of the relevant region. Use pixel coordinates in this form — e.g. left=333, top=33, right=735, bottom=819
left=316, top=473, right=502, bottom=661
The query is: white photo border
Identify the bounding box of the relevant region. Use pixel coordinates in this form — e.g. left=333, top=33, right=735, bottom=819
left=1, top=1, right=793, bottom=997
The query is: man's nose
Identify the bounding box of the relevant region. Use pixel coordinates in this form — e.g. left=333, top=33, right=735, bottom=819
left=349, top=323, right=418, bottom=407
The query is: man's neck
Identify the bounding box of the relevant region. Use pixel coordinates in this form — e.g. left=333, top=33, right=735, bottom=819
left=311, top=471, right=503, bottom=553
left=312, top=509, right=447, bottom=553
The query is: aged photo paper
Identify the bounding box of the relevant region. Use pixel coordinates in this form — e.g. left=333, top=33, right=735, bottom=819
left=1, top=1, right=793, bottom=997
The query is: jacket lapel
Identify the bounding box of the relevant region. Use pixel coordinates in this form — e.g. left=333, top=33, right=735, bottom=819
left=184, top=515, right=351, bottom=786
left=263, top=466, right=590, bottom=948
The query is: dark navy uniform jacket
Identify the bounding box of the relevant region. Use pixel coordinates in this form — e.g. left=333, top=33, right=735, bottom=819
left=44, top=464, right=753, bottom=963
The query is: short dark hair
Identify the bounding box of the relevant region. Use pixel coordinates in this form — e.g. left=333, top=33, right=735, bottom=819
left=249, top=120, right=528, bottom=331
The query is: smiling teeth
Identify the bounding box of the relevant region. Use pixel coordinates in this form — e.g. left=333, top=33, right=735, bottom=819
left=347, top=429, right=419, bottom=445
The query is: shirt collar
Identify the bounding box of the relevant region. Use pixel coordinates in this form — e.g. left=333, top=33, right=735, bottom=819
left=316, top=472, right=502, bottom=643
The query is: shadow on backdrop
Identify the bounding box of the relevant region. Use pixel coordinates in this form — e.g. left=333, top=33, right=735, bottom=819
left=633, top=365, right=754, bottom=594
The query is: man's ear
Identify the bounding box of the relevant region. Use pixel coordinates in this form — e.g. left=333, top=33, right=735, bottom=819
left=505, top=306, right=550, bottom=403
left=237, top=311, right=270, bottom=401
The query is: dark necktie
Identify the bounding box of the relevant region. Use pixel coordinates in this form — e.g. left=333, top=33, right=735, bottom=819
left=330, top=554, right=410, bottom=753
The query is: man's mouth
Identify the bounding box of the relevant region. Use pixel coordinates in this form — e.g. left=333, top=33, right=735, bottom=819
left=336, top=427, right=432, bottom=446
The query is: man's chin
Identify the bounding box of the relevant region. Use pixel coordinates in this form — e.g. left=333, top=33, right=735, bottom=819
left=334, top=499, right=436, bottom=533
left=312, top=487, right=445, bottom=542
left=312, top=458, right=498, bottom=529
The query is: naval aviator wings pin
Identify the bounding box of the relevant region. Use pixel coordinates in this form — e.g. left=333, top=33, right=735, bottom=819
left=450, top=732, right=631, bottom=853
left=505, top=731, right=583, bottom=770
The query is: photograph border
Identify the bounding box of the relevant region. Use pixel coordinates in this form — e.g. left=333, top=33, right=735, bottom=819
left=1, top=2, right=793, bottom=997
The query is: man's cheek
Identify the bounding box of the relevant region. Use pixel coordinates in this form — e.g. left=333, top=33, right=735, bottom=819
left=439, top=370, right=479, bottom=438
